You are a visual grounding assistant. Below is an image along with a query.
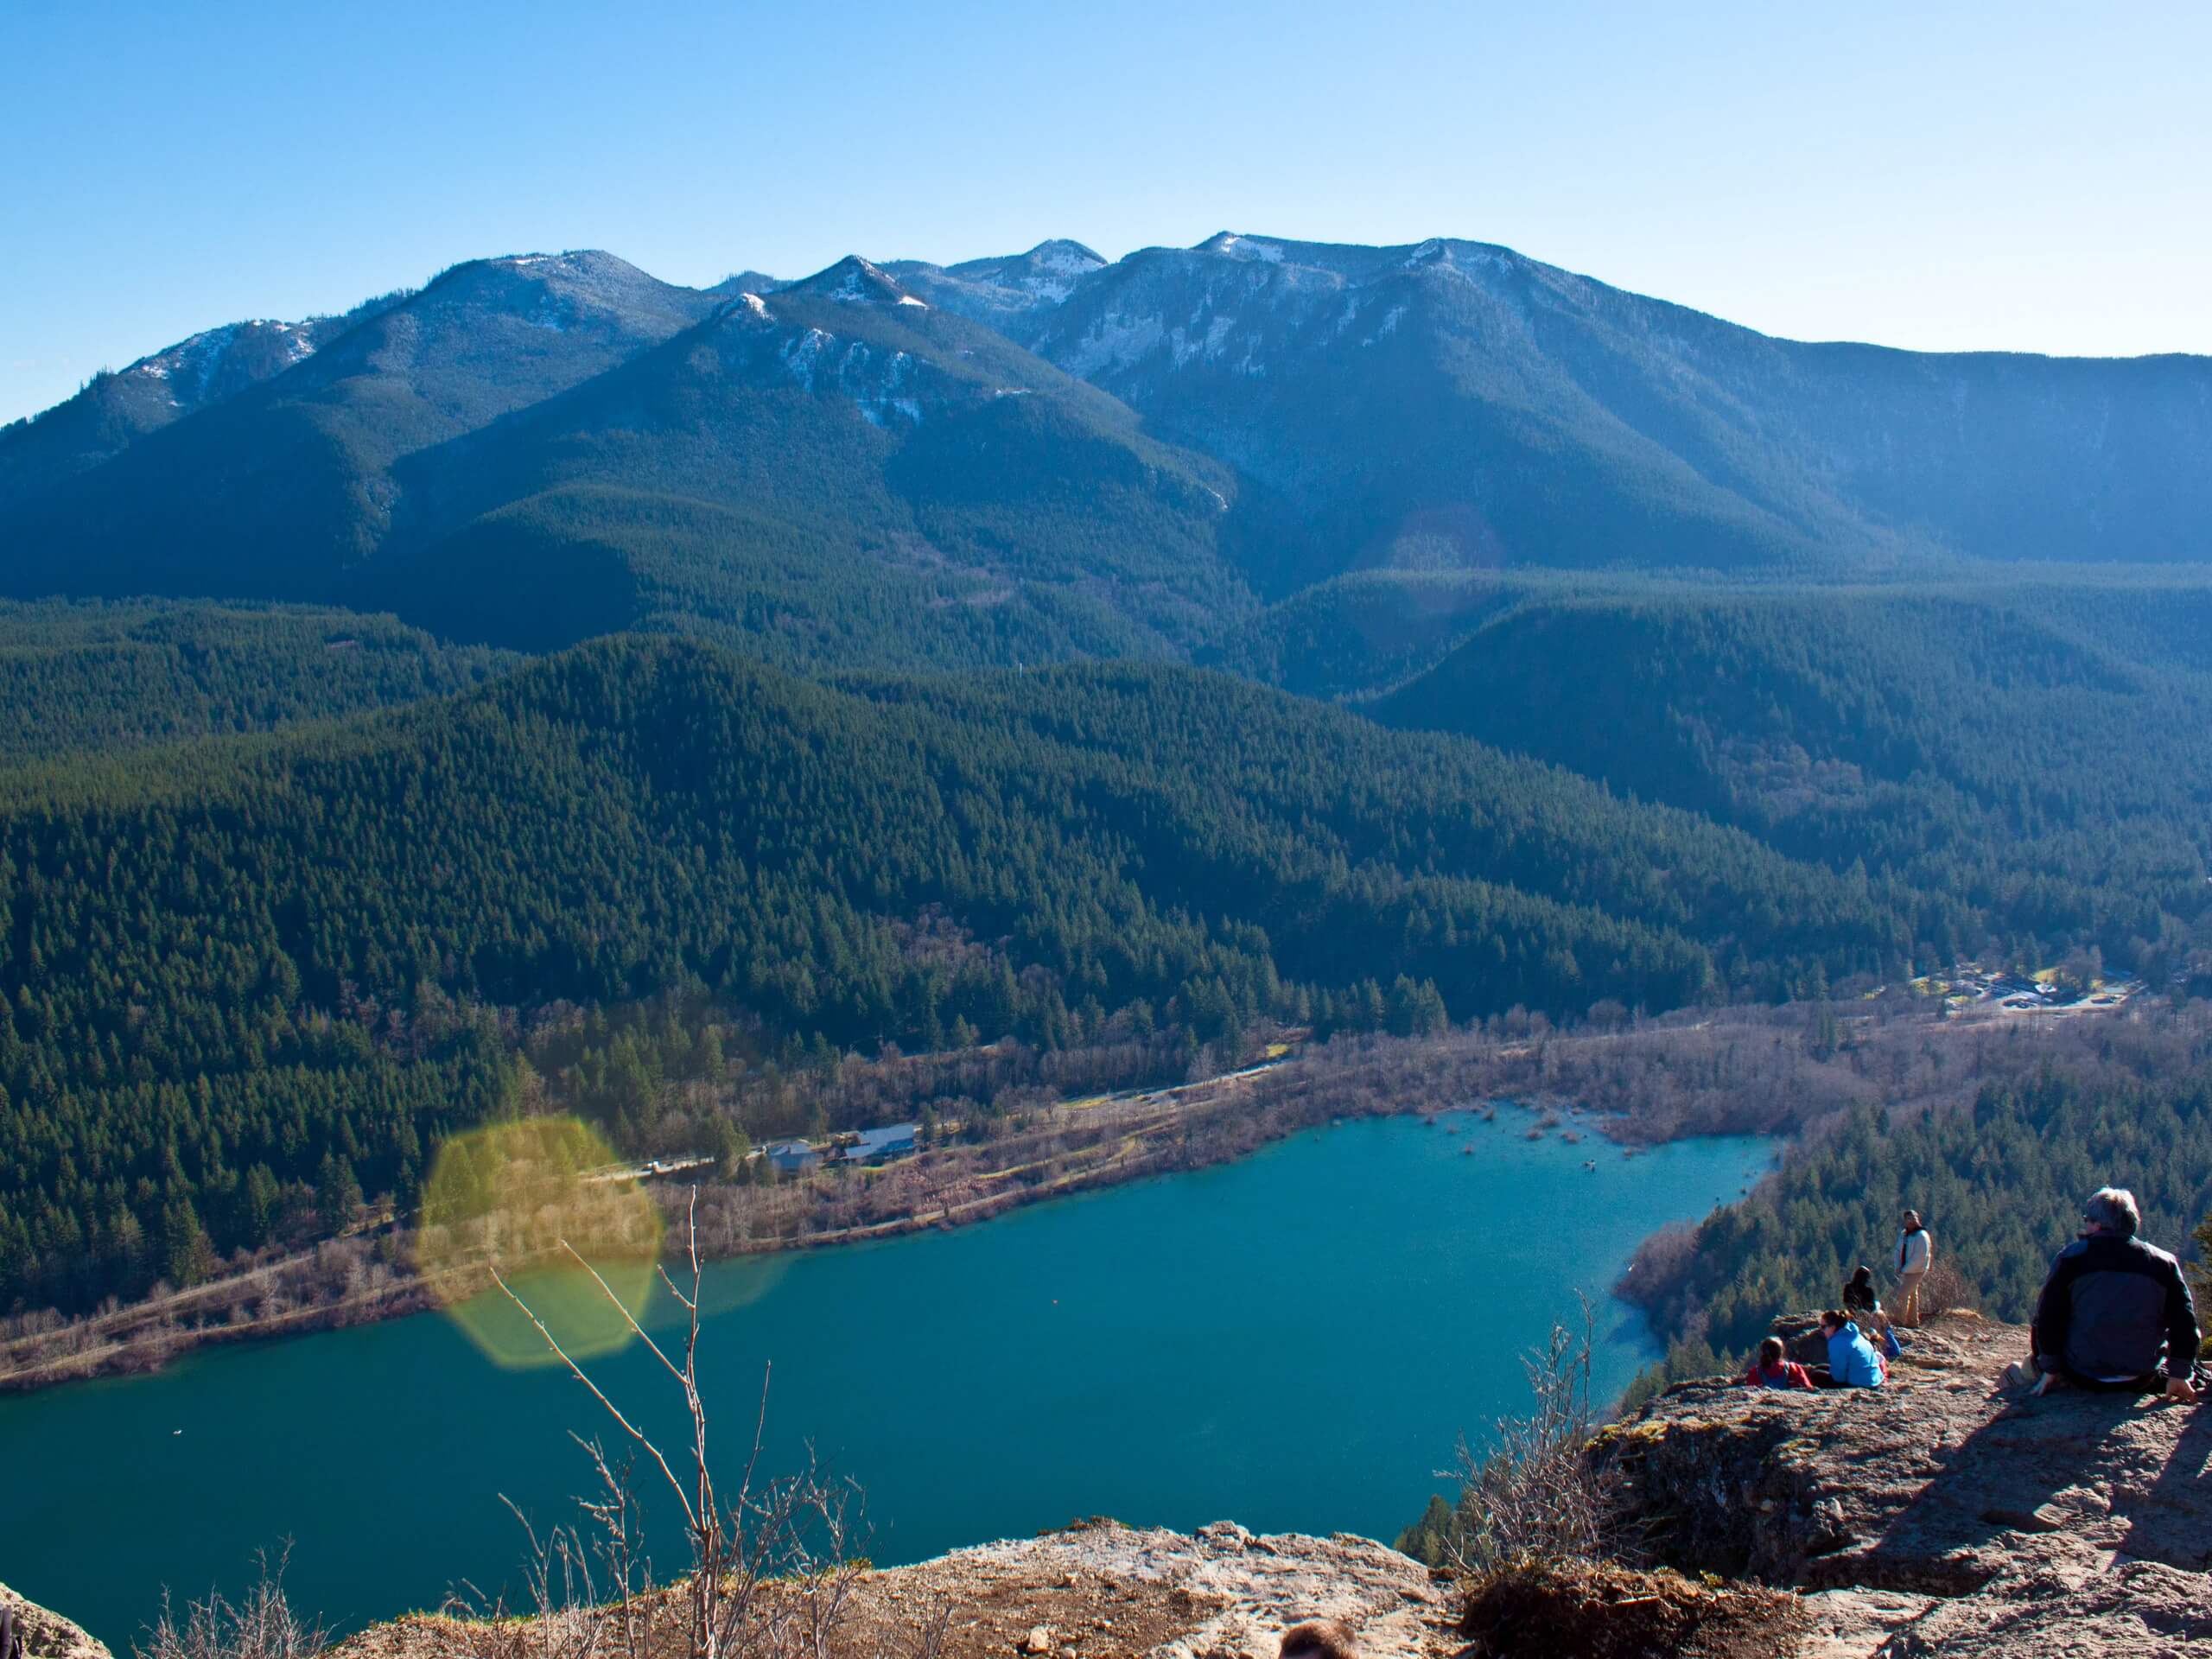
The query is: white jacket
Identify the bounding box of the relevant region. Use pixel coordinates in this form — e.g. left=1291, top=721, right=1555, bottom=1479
left=1897, top=1227, right=1933, bottom=1274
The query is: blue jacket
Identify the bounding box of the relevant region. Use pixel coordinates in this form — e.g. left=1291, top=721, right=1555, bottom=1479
left=1826, top=1320, right=1886, bottom=1388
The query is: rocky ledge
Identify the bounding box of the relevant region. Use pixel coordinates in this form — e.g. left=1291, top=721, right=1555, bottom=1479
left=1595, top=1310, right=2212, bottom=1656
left=0, top=1581, right=109, bottom=1659
left=333, top=1520, right=1459, bottom=1659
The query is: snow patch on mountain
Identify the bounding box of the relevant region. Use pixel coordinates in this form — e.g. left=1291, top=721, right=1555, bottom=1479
left=1203, top=233, right=1285, bottom=264
left=119, top=317, right=321, bottom=410
left=1361, top=306, right=1406, bottom=346
left=1057, top=309, right=1167, bottom=379
left=781, top=327, right=834, bottom=391
left=847, top=346, right=925, bottom=427
left=1172, top=315, right=1240, bottom=369
left=1014, top=241, right=1109, bottom=299
left=1016, top=276, right=1081, bottom=304
left=773, top=325, right=926, bottom=426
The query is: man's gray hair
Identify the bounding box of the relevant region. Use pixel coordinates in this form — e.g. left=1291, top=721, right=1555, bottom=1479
left=2086, top=1186, right=2140, bottom=1236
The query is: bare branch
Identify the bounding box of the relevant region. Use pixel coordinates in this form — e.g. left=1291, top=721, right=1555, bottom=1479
left=489, top=1266, right=701, bottom=1536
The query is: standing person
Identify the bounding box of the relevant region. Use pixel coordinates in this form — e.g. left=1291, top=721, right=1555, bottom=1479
left=1896, top=1210, right=1933, bottom=1327
left=2012, top=1186, right=2202, bottom=1402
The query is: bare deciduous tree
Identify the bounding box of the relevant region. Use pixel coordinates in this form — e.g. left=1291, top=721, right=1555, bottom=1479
left=487, top=1189, right=880, bottom=1659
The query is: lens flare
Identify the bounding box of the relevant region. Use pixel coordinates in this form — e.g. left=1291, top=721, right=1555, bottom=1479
left=414, top=1116, right=664, bottom=1368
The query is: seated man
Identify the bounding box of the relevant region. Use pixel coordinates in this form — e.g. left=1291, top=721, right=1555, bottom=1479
left=1742, top=1335, right=1818, bottom=1389
left=2025, top=1185, right=2202, bottom=1402
left=1818, top=1309, right=1887, bottom=1388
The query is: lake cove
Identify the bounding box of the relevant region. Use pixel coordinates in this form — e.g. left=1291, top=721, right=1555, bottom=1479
left=0, top=1112, right=1770, bottom=1648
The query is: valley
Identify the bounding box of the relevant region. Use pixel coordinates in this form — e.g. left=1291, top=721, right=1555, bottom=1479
left=2, top=223, right=2208, bottom=1649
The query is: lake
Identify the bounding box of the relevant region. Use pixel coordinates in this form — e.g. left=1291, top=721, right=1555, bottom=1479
left=0, top=1111, right=1770, bottom=1648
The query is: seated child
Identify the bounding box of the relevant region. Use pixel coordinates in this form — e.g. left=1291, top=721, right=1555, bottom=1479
left=1742, top=1335, right=1817, bottom=1389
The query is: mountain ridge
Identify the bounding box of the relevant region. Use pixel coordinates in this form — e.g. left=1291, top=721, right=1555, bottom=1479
left=6, top=232, right=2209, bottom=648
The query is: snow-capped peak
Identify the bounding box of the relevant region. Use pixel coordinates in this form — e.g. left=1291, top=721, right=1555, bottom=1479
left=791, top=255, right=912, bottom=307
left=1023, top=239, right=1107, bottom=277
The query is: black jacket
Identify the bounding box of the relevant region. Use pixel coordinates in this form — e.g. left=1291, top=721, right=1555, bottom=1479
left=2033, top=1231, right=2201, bottom=1382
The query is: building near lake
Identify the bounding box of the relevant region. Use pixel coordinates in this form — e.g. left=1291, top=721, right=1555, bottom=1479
left=766, top=1139, right=821, bottom=1175
left=841, top=1123, right=920, bottom=1165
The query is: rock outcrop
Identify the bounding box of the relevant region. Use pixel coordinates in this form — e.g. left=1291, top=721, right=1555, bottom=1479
left=0, top=1581, right=111, bottom=1659
left=1596, top=1311, right=2212, bottom=1656
left=333, top=1520, right=1460, bottom=1659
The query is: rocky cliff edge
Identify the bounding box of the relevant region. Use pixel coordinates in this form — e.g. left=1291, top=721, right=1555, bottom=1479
left=0, top=1582, right=109, bottom=1659
left=1596, top=1311, right=2212, bottom=1656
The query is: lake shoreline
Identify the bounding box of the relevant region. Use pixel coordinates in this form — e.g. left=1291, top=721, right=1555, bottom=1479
left=0, top=1110, right=1778, bottom=1648
left=0, top=1050, right=1636, bottom=1397
left=4, top=997, right=1915, bottom=1399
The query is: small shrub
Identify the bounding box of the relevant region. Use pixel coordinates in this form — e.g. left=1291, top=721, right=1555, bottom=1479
left=1422, top=1300, right=1628, bottom=1577
left=1916, top=1262, right=1977, bottom=1319
left=136, top=1551, right=325, bottom=1659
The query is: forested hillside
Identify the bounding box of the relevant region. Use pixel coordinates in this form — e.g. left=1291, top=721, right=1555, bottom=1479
left=1370, top=582, right=2212, bottom=972
left=0, top=601, right=512, bottom=764
left=0, top=636, right=1935, bottom=1314
left=1203, top=568, right=1637, bottom=699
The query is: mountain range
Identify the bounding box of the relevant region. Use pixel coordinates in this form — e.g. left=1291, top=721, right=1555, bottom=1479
left=6, top=232, right=2209, bottom=664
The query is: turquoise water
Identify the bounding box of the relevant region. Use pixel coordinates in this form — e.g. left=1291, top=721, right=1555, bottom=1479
left=0, top=1112, right=1770, bottom=1647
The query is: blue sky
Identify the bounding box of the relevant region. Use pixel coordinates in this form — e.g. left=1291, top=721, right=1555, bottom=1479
left=4, top=0, right=2209, bottom=423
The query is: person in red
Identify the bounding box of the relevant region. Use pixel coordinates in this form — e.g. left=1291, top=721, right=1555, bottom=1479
left=1742, top=1335, right=1817, bottom=1389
